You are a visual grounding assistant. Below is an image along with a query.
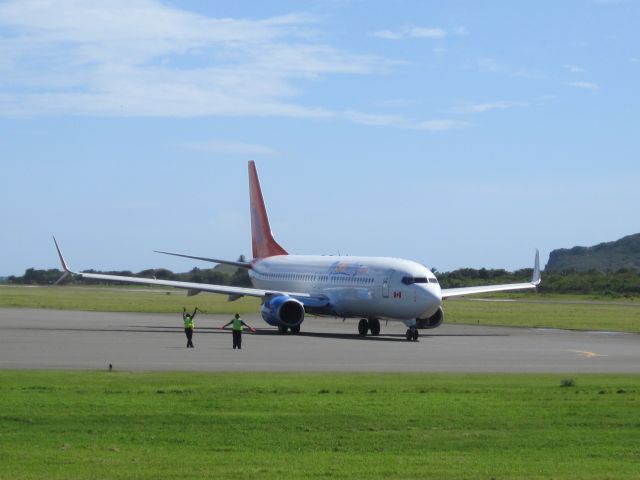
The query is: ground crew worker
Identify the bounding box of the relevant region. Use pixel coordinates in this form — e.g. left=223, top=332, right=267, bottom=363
left=183, top=307, right=199, bottom=348
left=222, top=313, right=255, bottom=350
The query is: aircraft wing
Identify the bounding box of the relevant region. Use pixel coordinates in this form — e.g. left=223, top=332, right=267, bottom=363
left=441, top=250, right=541, bottom=299
left=441, top=282, right=537, bottom=298
left=75, top=271, right=310, bottom=299
left=52, top=237, right=309, bottom=300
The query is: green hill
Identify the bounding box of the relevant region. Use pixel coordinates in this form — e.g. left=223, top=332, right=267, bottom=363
left=546, top=233, right=640, bottom=272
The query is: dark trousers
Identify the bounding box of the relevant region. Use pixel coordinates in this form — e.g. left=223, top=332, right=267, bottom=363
left=232, top=330, right=242, bottom=349
left=185, top=328, right=194, bottom=348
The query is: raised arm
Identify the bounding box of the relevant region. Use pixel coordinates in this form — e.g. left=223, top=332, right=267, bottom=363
left=241, top=320, right=256, bottom=332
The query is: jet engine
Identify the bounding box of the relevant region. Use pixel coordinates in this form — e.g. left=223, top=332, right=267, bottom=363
left=261, top=295, right=305, bottom=328
left=416, top=307, right=444, bottom=329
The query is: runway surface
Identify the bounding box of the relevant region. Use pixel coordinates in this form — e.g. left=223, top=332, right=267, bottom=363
left=1, top=308, right=639, bottom=372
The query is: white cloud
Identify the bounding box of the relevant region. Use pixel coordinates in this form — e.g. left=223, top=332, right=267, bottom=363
left=432, top=46, right=448, bottom=57
left=474, top=57, right=501, bottom=73
left=372, top=25, right=446, bottom=41
left=413, top=119, right=468, bottom=131
left=568, top=81, right=599, bottom=91
left=470, top=57, right=546, bottom=80
left=371, top=29, right=403, bottom=40
left=181, top=140, right=277, bottom=156
left=0, top=0, right=388, bottom=119
left=373, top=98, right=415, bottom=108
left=537, top=94, right=559, bottom=103
left=408, top=27, right=446, bottom=39
left=343, top=110, right=405, bottom=127
left=452, top=101, right=530, bottom=114
left=344, top=110, right=467, bottom=131
left=0, top=1, right=472, bottom=133
left=563, top=63, right=584, bottom=73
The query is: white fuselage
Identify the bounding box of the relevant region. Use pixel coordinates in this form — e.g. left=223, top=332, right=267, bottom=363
left=250, top=255, right=442, bottom=321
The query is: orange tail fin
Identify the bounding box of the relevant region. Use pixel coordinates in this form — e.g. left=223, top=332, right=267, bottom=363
left=248, top=161, right=288, bottom=259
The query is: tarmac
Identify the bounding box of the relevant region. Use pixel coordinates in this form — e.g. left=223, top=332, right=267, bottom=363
left=1, top=308, right=639, bottom=373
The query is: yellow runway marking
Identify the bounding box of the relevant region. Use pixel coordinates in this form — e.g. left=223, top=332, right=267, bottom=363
left=567, top=349, right=608, bottom=358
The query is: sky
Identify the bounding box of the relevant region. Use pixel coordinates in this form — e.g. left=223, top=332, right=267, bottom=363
left=1, top=0, right=639, bottom=276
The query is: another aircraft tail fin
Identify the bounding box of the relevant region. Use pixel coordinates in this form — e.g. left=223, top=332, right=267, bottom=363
left=248, top=161, right=288, bottom=259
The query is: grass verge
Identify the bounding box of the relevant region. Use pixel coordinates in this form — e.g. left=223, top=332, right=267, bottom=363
left=445, top=297, right=640, bottom=332
left=0, top=372, right=639, bottom=479
left=0, top=285, right=259, bottom=314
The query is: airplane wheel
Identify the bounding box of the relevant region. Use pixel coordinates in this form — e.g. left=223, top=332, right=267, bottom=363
left=290, top=325, right=301, bottom=334
left=278, top=326, right=288, bottom=335
left=368, top=319, right=380, bottom=336
left=406, top=328, right=419, bottom=341
left=358, top=319, right=369, bottom=336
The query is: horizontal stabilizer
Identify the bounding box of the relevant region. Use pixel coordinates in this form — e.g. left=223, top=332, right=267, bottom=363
left=154, top=250, right=251, bottom=268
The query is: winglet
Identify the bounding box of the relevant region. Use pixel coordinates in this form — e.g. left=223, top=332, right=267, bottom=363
left=52, top=236, right=73, bottom=285
left=531, top=249, right=541, bottom=286
left=248, top=161, right=288, bottom=259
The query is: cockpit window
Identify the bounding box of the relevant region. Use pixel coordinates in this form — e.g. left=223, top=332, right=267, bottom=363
left=428, top=278, right=439, bottom=284
left=401, top=276, right=429, bottom=285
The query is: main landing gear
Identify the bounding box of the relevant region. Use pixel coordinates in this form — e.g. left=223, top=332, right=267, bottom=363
left=358, top=318, right=381, bottom=337
left=405, top=327, right=419, bottom=342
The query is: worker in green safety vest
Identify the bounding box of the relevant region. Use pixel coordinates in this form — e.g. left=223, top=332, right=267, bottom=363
left=182, top=307, right=199, bottom=348
left=222, top=313, right=255, bottom=349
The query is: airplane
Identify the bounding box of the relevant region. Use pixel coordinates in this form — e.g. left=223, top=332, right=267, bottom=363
left=54, top=160, right=541, bottom=341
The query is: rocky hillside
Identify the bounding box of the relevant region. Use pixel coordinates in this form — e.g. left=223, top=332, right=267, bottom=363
left=546, top=233, right=640, bottom=272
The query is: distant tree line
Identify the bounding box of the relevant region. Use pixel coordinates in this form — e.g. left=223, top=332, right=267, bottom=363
left=436, top=267, right=640, bottom=296
left=7, top=267, right=252, bottom=288
left=534, top=269, right=640, bottom=296
left=7, top=267, right=640, bottom=296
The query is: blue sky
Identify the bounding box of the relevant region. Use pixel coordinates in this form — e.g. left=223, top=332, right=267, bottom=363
left=1, top=0, right=639, bottom=276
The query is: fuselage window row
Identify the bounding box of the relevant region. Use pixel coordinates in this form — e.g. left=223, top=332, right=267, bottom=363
left=256, top=271, right=376, bottom=286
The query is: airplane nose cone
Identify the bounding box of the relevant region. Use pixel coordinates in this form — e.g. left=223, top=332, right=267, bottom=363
left=415, top=284, right=442, bottom=317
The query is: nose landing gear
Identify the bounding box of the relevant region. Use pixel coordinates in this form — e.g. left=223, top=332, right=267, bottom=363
left=405, top=327, right=419, bottom=342
left=278, top=325, right=301, bottom=334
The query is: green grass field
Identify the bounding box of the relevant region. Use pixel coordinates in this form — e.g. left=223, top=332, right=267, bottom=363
left=1, top=285, right=639, bottom=332
left=1, top=372, right=639, bottom=479
left=444, top=298, right=640, bottom=332
left=0, top=285, right=260, bottom=314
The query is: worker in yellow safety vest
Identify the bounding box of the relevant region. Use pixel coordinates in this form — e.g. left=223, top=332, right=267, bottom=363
left=222, top=313, right=255, bottom=349
left=182, top=307, right=199, bottom=348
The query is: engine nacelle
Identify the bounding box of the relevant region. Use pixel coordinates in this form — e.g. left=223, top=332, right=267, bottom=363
left=261, top=295, right=305, bottom=328
left=416, top=307, right=444, bottom=329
